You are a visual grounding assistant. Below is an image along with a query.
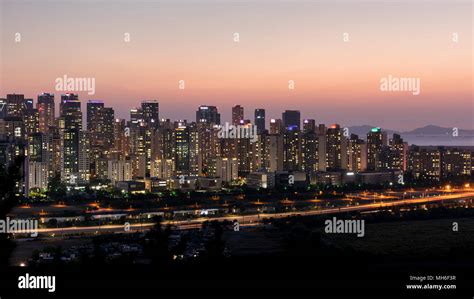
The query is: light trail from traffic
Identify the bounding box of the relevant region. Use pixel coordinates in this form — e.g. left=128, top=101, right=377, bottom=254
left=24, top=191, right=474, bottom=238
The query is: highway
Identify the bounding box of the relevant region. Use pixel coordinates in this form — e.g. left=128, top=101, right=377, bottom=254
left=24, top=190, right=474, bottom=237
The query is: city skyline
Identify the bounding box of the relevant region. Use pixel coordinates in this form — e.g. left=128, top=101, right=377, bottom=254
left=2, top=90, right=472, bottom=194
left=1, top=92, right=473, bottom=134
left=1, top=0, right=472, bottom=131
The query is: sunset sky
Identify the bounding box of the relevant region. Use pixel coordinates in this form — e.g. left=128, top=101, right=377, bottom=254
left=0, top=0, right=472, bottom=131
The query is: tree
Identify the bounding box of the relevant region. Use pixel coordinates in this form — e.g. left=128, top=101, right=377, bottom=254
left=145, top=216, right=171, bottom=265
left=204, top=221, right=225, bottom=259
left=47, top=172, right=67, bottom=200
left=0, top=155, right=25, bottom=267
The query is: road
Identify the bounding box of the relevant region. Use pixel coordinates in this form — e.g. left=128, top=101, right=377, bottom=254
left=24, top=191, right=474, bottom=237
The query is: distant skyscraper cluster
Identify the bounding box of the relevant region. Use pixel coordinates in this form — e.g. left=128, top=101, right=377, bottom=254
left=0, top=93, right=472, bottom=195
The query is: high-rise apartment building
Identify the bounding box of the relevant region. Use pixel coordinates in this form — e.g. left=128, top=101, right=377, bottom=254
left=282, top=110, right=300, bottom=131
left=367, top=127, right=388, bottom=171
left=232, top=105, right=244, bottom=125
left=196, top=105, right=220, bottom=125
left=37, top=93, right=55, bottom=133
left=254, top=109, right=265, bottom=134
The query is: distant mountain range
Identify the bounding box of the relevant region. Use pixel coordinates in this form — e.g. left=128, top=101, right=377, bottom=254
left=347, top=125, right=474, bottom=146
